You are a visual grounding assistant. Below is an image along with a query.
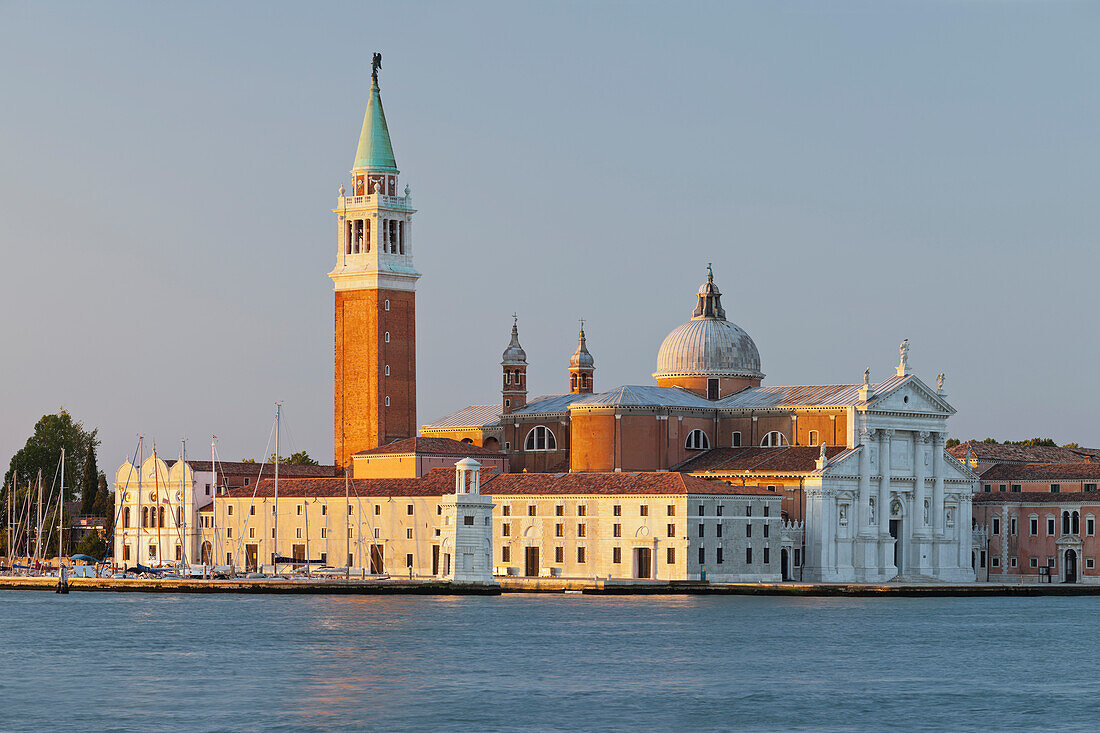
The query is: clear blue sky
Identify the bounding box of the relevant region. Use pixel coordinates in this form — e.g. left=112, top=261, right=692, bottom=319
left=2, top=1, right=1098, bottom=471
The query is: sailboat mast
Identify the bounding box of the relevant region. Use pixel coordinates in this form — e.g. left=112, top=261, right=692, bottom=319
left=181, top=439, right=189, bottom=570
left=345, top=468, right=350, bottom=580
left=35, top=470, right=42, bottom=567
left=210, top=436, right=216, bottom=577
left=59, top=448, right=65, bottom=563
left=274, top=403, right=281, bottom=571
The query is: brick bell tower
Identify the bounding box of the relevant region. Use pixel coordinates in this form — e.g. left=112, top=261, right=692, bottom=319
left=331, top=53, right=420, bottom=467
left=501, top=316, right=527, bottom=415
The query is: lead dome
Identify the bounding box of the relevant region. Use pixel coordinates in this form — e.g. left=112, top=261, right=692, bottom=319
left=653, top=265, right=764, bottom=381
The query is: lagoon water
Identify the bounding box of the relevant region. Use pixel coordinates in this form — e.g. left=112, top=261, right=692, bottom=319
left=1, top=591, right=1098, bottom=731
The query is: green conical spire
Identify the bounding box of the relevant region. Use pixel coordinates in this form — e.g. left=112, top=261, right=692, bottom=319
left=352, top=77, right=398, bottom=173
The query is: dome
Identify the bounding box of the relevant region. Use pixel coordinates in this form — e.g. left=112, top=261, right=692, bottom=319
left=653, top=265, right=764, bottom=380
left=502, top=317, right=527, bottom=364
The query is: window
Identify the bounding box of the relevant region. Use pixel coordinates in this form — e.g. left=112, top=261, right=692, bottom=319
left=385, top=365, right=390, bottom=377
left=1010, top=517, right=1017, bottom=536
left=1088, top=516, right=1095, bottom=536
left=384, top=332, right=390, bottom=343
left=524, top=426, right=557, bottom=451
left=698, top=546, right=706, bottom=564
left=320, top=505, right=326, bottom=516
left=577, top=547, right=586, bottom=563
left=578, top=505, right=587, bottom=517
left=406, top=504, right=414, bottom=516
left=763, top=505, right=769, bottom=517
left=983, top=485, right=991, bottom=493
left=717, top=505, right=724, bottom=516
left=227, top=505, right=233, bottom=516
left=1047, top=517, right=1055, bottom=535
left=1048, top=556, right=1056, bottom=568
left=249, top=527, right=255, bottom=539
left=1088, top=557, right=1096, bottom=570
left=763, top=547, right=770, bottom=564
left=272, top=528, right=275, bottom=538
left=556, top=505, right=564, bottom=516
left=992, top=557, right=999, bottom=568
left=808, top=430, right=819, bottom=446
left=640, top=505, right=649, bottom=517
left=1030, top=557, right=1038, bottom=568
left=668, top=505, right=677, bottom=517
left=716, top=547, right=724, bottom=564
left=707, top=377, right=719, bottom=400
left=577, top=524, right=586, bottom=538
left=667, top=547, right=675, bottom=564
left=226, top=527, right=233, bottom=539
left=555, top=546, right=564, bottom=563
left=685, top=429, right=710, bottom=450
left=528, top=505, right=537, bottom=516
left=1030, top=517, right=1038, bottom=536
left=794, top=549, right=801, bottom=566
left=123, top=507, right=130, bottom=528
left=746, top=547, right=753, bottom=564
left=613, top=523, right=621, bottom=537
left=205, top=484, right=211, bottom=496
left=999, top=484, right=1007, bottom=492
left=697, top=504, right=705, bottom=516
left=746, top=523, right=752, bottom=538
left=384, top=299, right=390, bottom=311
left=763, top=524, right=769, bottom=538
left=746, top=505, right=752, bottom=517
left=555, top=523, right=564, bottom=537
left=613, top=547, right=621, bottom=564
left=1051, top=484, right=1061, bottom=493
left=992, top=517, right=1000, bottom=535
left=613, top=505, right=622, bottom=517
left=1012, top=484, right=1021, bottom=493
left=716, top=523, right=723, bottom=538
left=761, top=431, right=788, bottom=447
left=732, top=431, right=742, bottom=447
left=149, top=544, right=157, bottom=559
left=698, top=523, right=705, bottom=538
left=297, top=505, right=302, bottom=516
left=502, top=546, right=510, bottom=562
left=349, top=505, right=354, bottom=515
left=123, top=545, right=131, bottom=562
left=407, top=528, right=415, bottom=538
left=374, top=528, right=380, bottom=538
left=296, top=528, right=302, bottom=539
left=385, top=396, right=390, bottom=407
left=250, top=505, right=256, bottom=516
left=502, top=523, right=511, bottom=537
left=503, top=505, right=511, bottom=517
left=1087, top=484, right=1098, bottom=492
left=320, top=527, right=326, bottom=539
left=667, top=524, right=676, bottom=537
left=406, top=554, right=413, bottom=568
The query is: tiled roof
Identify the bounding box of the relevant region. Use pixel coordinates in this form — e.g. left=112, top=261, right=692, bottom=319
left=354, top=437, right=502, bottom=457
left=512, top=394, right=591, bottom=415
left=978, top=462, right=1100, bottom=482
left=572, top=384, right=716, bottom=409
left=948, top=442, right=1100, bottom=465
left=674, top=446, right=848, bottom=474
left=167, top=460, right=340, bottom=477
left=227, top=469, right=777, bottom=499
left=421, top=404, right=501, bottom=430
left=974, top=491, right=1100, bottom=505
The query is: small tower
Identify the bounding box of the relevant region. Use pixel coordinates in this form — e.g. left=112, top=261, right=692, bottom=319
left=440, top=458, right=495, bottom=584
left=569, top=322, right=595, bottom=394
left=502, top=315, right=527, bottom=415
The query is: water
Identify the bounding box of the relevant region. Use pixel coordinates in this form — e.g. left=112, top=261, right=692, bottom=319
left=0, top=591, right=1098, bottom=731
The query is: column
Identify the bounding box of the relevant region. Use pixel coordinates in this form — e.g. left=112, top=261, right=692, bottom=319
left=857, top=429, right=874, bottom=536
left=932, top=432, right=945, bottom=536
left=914, top=431, right=928, bottom=536
left=878, top=430, right=893, bottom=537
left=958, top=493, right=973, bottom=569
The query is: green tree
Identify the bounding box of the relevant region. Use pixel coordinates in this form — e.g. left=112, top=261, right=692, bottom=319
left=259, top=451, right=319, bottom=465
left=5, top=411, right=99, bottom=503
left=1064, top=442, right=1082, bottom=449
left=945, top=438, right=960, bottom=448
left=1004, top=437, right=1057, bottom=447
left=80, top=440, right=99, bottom=515
left=93, top=474, right=114, bottom=531
left=74, top=530, right=107, bottom=560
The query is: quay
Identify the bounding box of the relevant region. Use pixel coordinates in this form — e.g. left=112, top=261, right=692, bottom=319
left=3, top=575, right=1100, bottom=596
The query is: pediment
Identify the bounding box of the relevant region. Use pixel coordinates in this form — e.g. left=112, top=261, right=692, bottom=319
left=870, top=377, right=955, bottom=416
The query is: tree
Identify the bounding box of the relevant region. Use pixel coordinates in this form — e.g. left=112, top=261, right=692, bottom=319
left=1004, top=437, right=1057, bottom=447
left=93, top=474, right=114, bottom=532
left=1064, top=442, right=1082, bottom=449
left=5, top=411, right=99, bottom=503
left=74, top=529, right=107, bottom=560
left=945, top=438, right=960, bottom=448
left=283, top=451, right=318, bottom=466
left=80, top=440, right=99, bottom=515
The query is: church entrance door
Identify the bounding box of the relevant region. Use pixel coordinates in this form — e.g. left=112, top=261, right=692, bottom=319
left=634, top=548, right=652, bottom=579
left=245, top=544, right=258, bottom=572
left=1065, top=550, right=1078, bottom=583
left=889, top=519, right=902, bottom=573
left=781, top=548, right=790, bottom=581
left=524, top=547, right=540, bottom=577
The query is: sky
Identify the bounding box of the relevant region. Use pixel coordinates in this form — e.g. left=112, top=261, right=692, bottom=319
left=2, top=1, right=1099, bottom=473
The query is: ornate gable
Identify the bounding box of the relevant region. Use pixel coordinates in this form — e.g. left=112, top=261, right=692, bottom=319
left=868, top=377, right=955, bottom=416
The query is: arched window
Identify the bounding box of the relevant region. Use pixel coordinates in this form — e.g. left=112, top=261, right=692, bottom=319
left=685, top=429, right=710, bottom=450
left=1072, top=511, right=1080, bottom=535
left=524, top=426, right=557, bottom=451
left=1063, top=511, right=1071, bottom=535
left=571, top=374, right=578, bottom=390
left=123, top=507, right=131, bottom=529
left=142, top=507, right=148, bottom=528
left=158, top=506, right=165, bottom=528
left=761, top=431, right=789, bottom=447
left=808, top=430, right=819, bottom=446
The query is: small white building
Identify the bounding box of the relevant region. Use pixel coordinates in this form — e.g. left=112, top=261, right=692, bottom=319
left=439, top=458, right=495, bottom=583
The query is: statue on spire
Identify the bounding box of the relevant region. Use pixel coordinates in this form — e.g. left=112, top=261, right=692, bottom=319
left=707, top=262, right=714, bottom=282
left=897, top=338, right=910, bottom=377
left=372, top=52, right=382, bottom=83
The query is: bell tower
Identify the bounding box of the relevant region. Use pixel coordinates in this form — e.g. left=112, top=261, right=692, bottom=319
left=569, top=322, right=594, bottom=394
left=331, top=54, right=420, bottom=467
left=501, top=316, right=527, bottom=415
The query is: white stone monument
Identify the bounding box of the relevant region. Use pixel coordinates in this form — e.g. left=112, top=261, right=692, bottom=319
left=441, top=458, right=496, bottom=584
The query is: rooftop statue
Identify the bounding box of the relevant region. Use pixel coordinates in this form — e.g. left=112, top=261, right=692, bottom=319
left=372, top=52, right=382, bottom=82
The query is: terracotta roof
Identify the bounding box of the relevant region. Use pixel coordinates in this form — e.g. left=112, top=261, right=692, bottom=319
left=978, top=462, right=1100, bottom=482
left=947, top=442, right=1100, bottom=465
left=167, top=460, right=340, bottom=477
left=674, top=446, right=848, bottom=474
left=225, top=469, right=777, bottom=499
left=974, top=491, right=1100, bottom=505
left=353, top=437, right=502, bottom=457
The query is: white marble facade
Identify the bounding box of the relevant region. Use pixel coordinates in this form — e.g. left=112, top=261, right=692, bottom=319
left=802, top=369, right=978, bottom=583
